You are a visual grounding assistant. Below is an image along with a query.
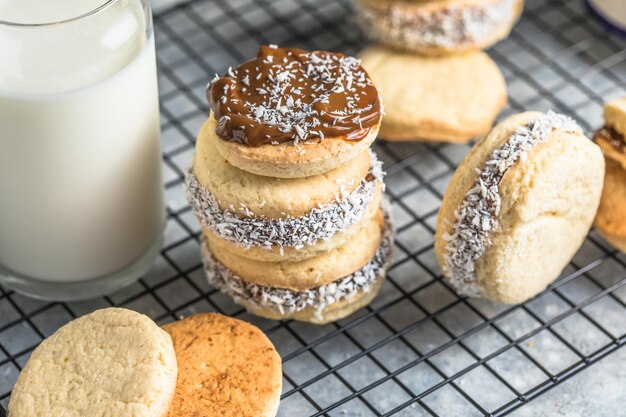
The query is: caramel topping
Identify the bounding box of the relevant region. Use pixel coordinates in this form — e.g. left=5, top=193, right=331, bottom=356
left=208, top=45, right=382, bottom=146
left=595, top=126, right=626, bottom=153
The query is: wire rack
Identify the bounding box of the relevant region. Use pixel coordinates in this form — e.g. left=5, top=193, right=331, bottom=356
left=2, top=0, right=626, bottom=415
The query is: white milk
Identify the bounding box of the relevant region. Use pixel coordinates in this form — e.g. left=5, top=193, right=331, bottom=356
left=0, top=0, right=164, bottom=283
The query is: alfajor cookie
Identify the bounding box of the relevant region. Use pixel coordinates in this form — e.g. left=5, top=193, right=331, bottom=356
left=207, top=45, right=383, bottom=178
left=594, top=98, right=626, bottom=253
left=163, top=313, right=282, bottom=417
left=8, top=308, right=177, bottom=417
left=359, top=47, right=507, bottom=143
left=203, top=208, right=394, bottom=324
left=356, top=0, right=524, bottom=55
left=435, top=111, right=604, bottom=304
left=186, top=117, right=384, bottom=261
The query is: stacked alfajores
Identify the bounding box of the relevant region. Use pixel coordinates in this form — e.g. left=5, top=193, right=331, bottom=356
left=186, top=46, right=393, bottom=324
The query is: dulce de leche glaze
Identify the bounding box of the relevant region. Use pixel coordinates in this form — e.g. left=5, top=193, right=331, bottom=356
left=208, top=45, right=382, bottom=146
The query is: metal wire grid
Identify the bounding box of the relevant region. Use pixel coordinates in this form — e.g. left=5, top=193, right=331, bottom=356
left=2, top=0, right=626, bottom=415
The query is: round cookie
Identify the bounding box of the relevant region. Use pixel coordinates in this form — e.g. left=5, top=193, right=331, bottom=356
left=207, top=46, right=383, bottom=178
left=163, top=313, right=282, bottom=417
left=213, top=116, right=379, bottom=178
left=359, top=47, right=507, bottom=143
left=8, top=308, right=177, bottom=417
left=595, top=158, right=626, bottom=253
left=435, top=111, right=604, bottom=304
left=207, top=210, right=384, bottom=291
left=203, top=208, right=394, bottom=324
left=356, top=0, right=524, bottom=55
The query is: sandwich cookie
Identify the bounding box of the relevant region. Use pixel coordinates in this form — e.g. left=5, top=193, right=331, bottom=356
left=359, top=47, right=507, bottom=143
left=203, top=208, right=394, bottom=324
left=594, top=98, right=626, bottom=253
left=8, top=308, right=177, bottom=417
left=435, top=111, right=604, bottom=304
left=208, top=45, right=383, bottom=178
left=356, top=0, right=524, bottom=55
left=186, top=118, right=384, bottom=262
left=163, top=313, right=282, bottom=417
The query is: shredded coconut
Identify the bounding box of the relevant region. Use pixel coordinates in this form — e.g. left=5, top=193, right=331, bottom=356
left=185, top=151, right=385, bottom=251
left=202, top=205, right=394, bottom=319
left=358, top=0, right=517, bottom=50
left=442, top=111, right=582, bottom=296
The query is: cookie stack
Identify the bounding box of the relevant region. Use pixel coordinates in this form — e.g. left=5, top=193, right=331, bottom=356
left=356, top=0, right=523, bottom=143
left=186, top=46, right=393, bottom=324
left=594, top=98, right=626, bottom=254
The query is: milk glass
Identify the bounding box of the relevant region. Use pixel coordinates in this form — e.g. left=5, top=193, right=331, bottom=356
left=0, top=0, right=165, bottom=300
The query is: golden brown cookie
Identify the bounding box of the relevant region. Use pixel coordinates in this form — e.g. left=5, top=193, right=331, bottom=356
left=359, top=47, right=507, bottom=143
left=356, top=0, right=524, bottom=55
left=593, top=98, right=626, bottom=253
left=8, top=308, right=177, bottom=417
left=595, top=158, right=626, bottom=253
left=207, top=46, right=383, bottom=178
left=212, top=116, right=380, bottom=179
left=435, top=112, right=604, bottom=304
left=163, top=313, right=282, bottom=417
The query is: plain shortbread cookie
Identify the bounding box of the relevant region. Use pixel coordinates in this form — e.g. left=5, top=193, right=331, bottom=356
left=8, top=307, right=177, bottom=417
left=359, top=47, right=507, bottom=143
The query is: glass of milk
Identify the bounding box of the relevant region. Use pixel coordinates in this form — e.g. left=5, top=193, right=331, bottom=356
left=0, top=0, right=165, bottom=300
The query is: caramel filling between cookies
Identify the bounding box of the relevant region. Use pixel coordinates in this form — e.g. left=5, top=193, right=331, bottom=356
left=595, top=126, right=626, bottom=154
left=202, top=208, right=394, bottom=317
left=442, top=112, right=582, bottom=296
left=208, top=46, right=382, bottom=146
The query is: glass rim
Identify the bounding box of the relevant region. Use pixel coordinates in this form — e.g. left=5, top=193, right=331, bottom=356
left=0, top=0, right=118, bottom=27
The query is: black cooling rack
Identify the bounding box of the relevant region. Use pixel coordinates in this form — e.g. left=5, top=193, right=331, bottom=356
left=2, top=0, right=626, bottom=415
